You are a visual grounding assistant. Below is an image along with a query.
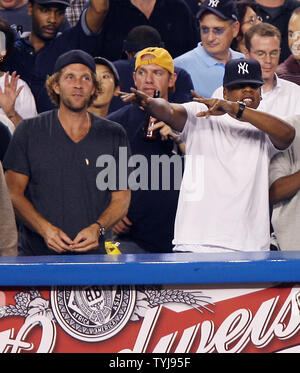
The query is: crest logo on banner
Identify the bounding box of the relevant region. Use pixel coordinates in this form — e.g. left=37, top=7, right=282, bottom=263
left=51, top=286, right=136, bottom=342
left=50, top=286, right=213, bottom=342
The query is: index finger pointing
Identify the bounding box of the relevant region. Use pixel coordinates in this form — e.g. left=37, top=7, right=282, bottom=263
left=191, top=89, right=205, bottom=99
left=116, top=90, right=130, bottom=96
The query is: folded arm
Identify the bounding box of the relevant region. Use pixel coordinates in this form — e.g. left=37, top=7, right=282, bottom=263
left=192, top=92, right=295, bottom=151
left=270, top=170, right=300, bottom=205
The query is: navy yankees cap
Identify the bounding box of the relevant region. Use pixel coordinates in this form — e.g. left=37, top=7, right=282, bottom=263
left=34, top=0, right=70, bottom=6
left=54, top=50, right=96, bottom=73
left=223, top=58, right=264, bottom=88
left=94, top=57, right=120, bottom=87
left=197, top=0, right=238, bottom=21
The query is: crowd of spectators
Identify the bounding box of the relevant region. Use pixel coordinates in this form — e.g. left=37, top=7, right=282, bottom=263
left=1, top=0, right=300, bottom=256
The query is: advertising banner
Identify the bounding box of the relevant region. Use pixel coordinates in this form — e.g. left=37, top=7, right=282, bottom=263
left=0, top=283, right=299, bottom=354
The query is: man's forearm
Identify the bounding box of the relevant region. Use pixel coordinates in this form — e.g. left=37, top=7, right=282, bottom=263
left=10, top=193, right=75, bottom=252
left=119, top=89, right=187, bottom=132
left=193, top=95, right=295, bottom=150
left=232, top=103, right=295, bottom=150
left=270, top=170, right=300, bottom=205
left=5, top=110, right=22, bottom=128
left=10, top=193, right=51, bottom=237
left=147, top=98, right=187, bottom=132
left=94, top=189, right=131, bottom=231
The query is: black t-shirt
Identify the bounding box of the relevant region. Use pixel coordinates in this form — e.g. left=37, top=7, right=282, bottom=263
left=108, top=105, right=183, bottom=253
left=0, top=122, right=11, bottom=162
left=3, top=110, right=131, bottom=256
left=98, top=0, right=199, bottom=61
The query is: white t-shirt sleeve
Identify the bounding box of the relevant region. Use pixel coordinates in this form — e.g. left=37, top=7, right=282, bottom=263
left=0, top=114, right=15, bottom=134
left=265, top=134, right=284, bottom=160
left=269, top=150, right=292, bottom=188
left=181, top=101, right=208, bottom=142
left=211, top=86, right=223, bottom=99
left=15, top=79, right=37, bottom=119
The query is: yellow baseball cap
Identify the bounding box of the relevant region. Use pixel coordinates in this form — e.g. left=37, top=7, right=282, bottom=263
left=135, top=47, right=174, bottom=74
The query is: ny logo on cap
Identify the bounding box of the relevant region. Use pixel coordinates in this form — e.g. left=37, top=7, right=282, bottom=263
left=238, top=62, right=249, bottom=75
left=208, top=0, right=219, bottom=8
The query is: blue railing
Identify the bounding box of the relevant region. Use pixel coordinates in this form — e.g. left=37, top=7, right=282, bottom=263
left=0, top=251, right=300, bottom=286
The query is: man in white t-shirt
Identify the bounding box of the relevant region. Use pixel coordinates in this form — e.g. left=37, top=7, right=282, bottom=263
left=119, top=58, right=295, bottom=253
left=269, top=114, right=300, bottom=251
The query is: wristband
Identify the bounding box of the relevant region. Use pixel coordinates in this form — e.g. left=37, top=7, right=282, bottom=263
left=7, top=111, right=17, bottom=119
left=174, top=138, right=183, bottom=145
left=95, top=221, right=105, bottom=237
left=236, top=101, right=246, bottom=119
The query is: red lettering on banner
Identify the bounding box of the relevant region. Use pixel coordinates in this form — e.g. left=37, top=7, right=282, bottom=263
left=120, top=287, right=300, bottom=353
left=0, top=315, right=56, bottom=353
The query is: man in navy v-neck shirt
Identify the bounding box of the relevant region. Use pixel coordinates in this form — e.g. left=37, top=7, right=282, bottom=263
left=3, top=50, right=131, bottom=256
left=4, top=0, right=109, bottom=113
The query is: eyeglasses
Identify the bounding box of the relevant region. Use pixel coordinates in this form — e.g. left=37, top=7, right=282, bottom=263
left=242, top=15, right=262, bottom=26
left=252, top=49, right=281, bottom=59
left=289, top=30, right=300, bottom=40
left=200, top=23, right=233, bottom=36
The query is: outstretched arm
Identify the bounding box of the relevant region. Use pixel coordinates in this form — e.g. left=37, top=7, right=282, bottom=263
left=192, top=92, right=295, bottom=150
left=118, top=88, right=188, bottom=132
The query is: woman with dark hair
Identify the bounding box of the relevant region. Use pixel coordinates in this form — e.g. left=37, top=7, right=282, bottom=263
left=0, top=16, right=36, bottom=132
left=232, top=1, right=262, bottom=54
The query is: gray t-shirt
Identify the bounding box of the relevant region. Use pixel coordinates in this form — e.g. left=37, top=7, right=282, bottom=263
left=3, top=110, right=131, bottom=256
left=269, top=114, right=300, bottom=251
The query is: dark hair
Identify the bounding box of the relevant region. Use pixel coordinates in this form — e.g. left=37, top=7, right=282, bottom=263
left=244, top=22, right=282, bottom=51
left=236, top=1, right=259, bottom=24
left=290, top=7, right=300, bottom=19
left=94, top=56, right=120, bottom=87
left=122, top=25, right=164, bottom=53
left=231, top=1, right=259, bottom=51
left=29, top=0, right=67, bottom=10
left=0, top=17, right=16, bottom=65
